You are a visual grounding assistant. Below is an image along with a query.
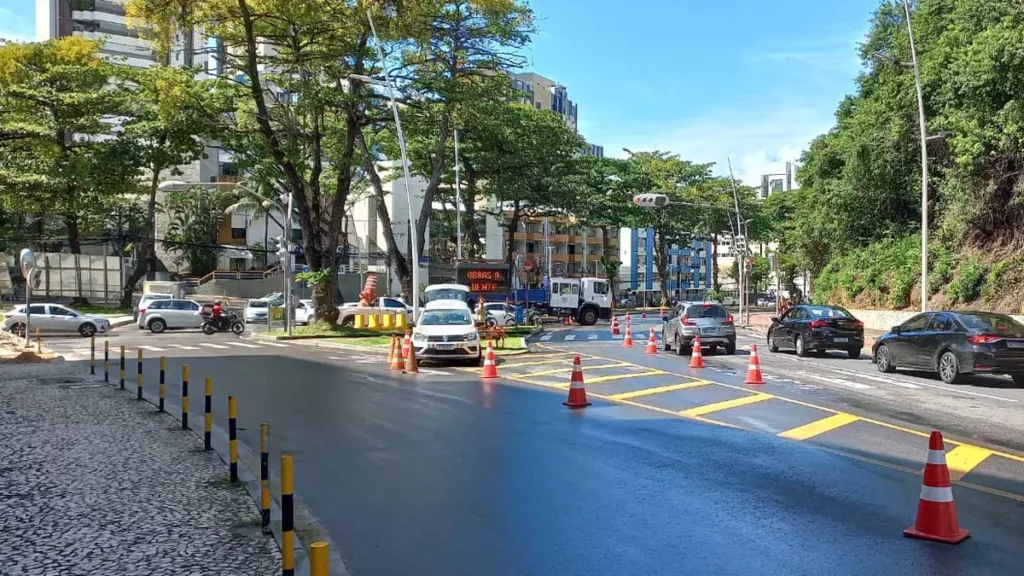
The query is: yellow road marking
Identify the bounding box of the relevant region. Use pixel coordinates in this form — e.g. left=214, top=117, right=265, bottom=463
left=569, top=370, right=666, bottom=386
left=681, top=393, right=772, bottom=417
left=518, top=362, right=628, bottom=378
left=944, top=445, right=993, bottom=481
left=500, top=356, right=588, bottom=369
left=778, top=413, right=860, bottom=441
left=607, top=380, right=712, bottom=400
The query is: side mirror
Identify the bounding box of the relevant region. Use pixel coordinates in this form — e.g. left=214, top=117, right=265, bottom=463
left=770, top=317, right=778, bottom=323
left=891, top=325, right=901, bottom=334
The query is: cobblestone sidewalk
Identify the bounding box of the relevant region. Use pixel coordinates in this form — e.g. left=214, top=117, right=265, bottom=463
left=0, top=368, right=280, bottom=575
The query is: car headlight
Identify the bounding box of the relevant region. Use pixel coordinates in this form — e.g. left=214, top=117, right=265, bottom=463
left=466, top=332, right=478, bottom=341
left=412, top=332, right=426, bottom=342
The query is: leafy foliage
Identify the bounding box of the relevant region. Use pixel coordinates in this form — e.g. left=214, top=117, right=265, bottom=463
left=162, top=189, right=231, bottom=276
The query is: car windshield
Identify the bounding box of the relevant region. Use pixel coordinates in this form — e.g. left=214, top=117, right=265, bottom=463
left=806, top=306, right=852, bottom=319
left=685, top=304, right=728, bottom=318
left=424, top=289, right=470, bottom=305
left=247, top=300, right=268, bottom=309
left=419, top=310, right=472, bottom=326
left=958, top=313, right=1024, bottom=334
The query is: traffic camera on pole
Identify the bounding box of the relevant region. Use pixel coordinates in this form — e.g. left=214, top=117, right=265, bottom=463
left=632, top=194, right=670, bottom=208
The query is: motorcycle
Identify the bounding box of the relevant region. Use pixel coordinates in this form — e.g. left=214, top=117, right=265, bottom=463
left=200, top=311, right=245, bottom=335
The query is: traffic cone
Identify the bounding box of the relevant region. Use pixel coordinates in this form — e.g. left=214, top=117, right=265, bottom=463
left=611, top=317, right=620, bottom=336
left=563, top=356, right=591, bottom=408
left=904, top=431, right=970, bottom=544
left=743, top=344, right=764, bottom=384
left=481, top=342, right=498, bottom=379
left=622, top=326, right=634, bottom=348
left=386, top=335, right=397, bottom=365
left=689, top=336, right=705, bottom=368
left=404, top=336, right=419, bottom=375
left=645, top=328, right=658, bottom=355
left=390, top=335, right=406, bottom=371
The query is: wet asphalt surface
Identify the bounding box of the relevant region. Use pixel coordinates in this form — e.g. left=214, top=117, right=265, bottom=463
left=50, top=328, right=1024, bottom=575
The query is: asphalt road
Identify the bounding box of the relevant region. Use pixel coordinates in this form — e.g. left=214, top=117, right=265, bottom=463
left=48, top=326, right=1024, bottom=575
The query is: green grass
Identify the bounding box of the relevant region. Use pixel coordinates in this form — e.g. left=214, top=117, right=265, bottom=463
left=266, top=323, right=403, bottom=338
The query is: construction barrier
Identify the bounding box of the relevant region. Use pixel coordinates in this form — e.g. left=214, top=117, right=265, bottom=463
left=260, top=423, right=271, bottom=534
left=228, top=396, right=239, bottom=483
left=136, top=349, right=143, bottom=401
left=181, top=365, right=190, bottom=431
left=282, top=454, right=295, bottom=576
left=204, top=377, right=213, bottom=451
left=158, top=356, right=167, bottom=413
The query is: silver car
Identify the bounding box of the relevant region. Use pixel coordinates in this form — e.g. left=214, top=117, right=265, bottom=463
left=661, top=302, right=736, bottom=355
left=3, top=304, right=110, bottom=337
left=137, top=299, right=204, bottom=333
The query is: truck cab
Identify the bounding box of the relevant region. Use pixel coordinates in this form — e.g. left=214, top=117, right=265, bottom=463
left=549, top=277, right=612, bottom=326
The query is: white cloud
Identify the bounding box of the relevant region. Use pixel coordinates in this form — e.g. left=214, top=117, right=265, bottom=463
left=605, top=103, right=835, bottom=185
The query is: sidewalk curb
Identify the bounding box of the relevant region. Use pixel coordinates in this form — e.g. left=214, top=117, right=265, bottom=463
left=67, top=372, right=350, bottom=576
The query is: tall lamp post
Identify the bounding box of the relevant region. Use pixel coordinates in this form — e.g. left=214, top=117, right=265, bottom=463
left=902, top=0, right=929, bottom=313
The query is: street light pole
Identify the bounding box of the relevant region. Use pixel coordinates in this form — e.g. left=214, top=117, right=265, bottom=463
left=455, top=128, right=463, bottom=261
left=283, top=192, right=293, bottom=336
left=903, top=0, right=929, bottom=313
left=366, top=10, right=420, bottom=320
left=727, top=159, right=745, bottom=325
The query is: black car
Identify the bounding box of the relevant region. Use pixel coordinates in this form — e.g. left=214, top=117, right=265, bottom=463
left=767, top=305, right=865, bottom=358
left=872, top=311, right=1024, bottom=384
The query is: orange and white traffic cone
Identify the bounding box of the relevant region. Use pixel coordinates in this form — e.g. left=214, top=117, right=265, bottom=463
left=744, top=344, right=764, bottom=384
left=390, top=337, right=406, bottom=371
left=689, top=336, right=705, bottom=368
left=625, top=312, right=631, bottom=325
left=563, top=356, right=591, bottom=408
left=386, top=335, right=397, bottom=366
left=481, top=342, right=498, bottom=379
left=404, top=333, right=419, bottom=374
left=622, top=326, right=634, bottom=348
left=611, top=317, right=620, bottom=336
left=645, top=328, right=658, bottom=355
left=904, top=431, right=970, bottom=544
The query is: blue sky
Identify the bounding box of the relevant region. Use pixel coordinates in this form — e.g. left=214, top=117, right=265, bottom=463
left=1, top=0, right=881, bottom=184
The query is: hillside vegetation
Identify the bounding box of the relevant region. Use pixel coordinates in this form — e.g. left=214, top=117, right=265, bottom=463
left=767, top=0, right=1024, bottom=311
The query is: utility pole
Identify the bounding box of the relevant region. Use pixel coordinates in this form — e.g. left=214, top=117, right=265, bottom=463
left=455, top=129, right=462, bottom=261
left=727, top=158, right=745, bottom=325
left=903, top=0, right=929, bottom=313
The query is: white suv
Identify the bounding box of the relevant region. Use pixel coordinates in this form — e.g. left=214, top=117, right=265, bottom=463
left=137, top=299, right=203, bottom=333
left=135, top=293, right=173, bottom=323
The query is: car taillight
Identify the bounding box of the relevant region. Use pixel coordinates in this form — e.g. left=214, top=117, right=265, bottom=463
left=852, top=321, right=864, bottom=329
left=139, top=309, right=146, bottom=315
left=969, top=334, right=1002, bottom=344
left=723, top=314, right=734, bottom=325
left=681, top=316, right=695, bottom=326
left=810, top=319, right=827, bottom=328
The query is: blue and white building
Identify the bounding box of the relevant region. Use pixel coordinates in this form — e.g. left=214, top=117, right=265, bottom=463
left=621, top=229, right=713, bottom=306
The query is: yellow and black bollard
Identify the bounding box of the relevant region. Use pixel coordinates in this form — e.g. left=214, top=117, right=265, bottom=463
left=136, top=349, right=144, bottom=401
left=282, top=454, right=295, bottom=576
left=158, top=356, right=167, bottom=412
left=228, top=396, right=238, bottom=483
left=90, top=335, right=95, bottom=376
left=103, top=340, right=109, bottom=383
left=310, top=541, right=329, bottom=576
left=204, top=377, right=213, bottom=451
left=181, top=365, right=190, bottom=431
left=119, top=345, right=126, bottom=390
left=260, top=423, right=271, bottom=534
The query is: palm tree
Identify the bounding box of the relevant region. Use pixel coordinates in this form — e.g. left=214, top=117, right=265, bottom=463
left=224, top=178, right=288, bottom=270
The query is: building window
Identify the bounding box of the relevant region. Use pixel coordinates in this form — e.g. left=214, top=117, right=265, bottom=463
left=526, top=242, right=535, bottom=253
left=567, top=244, right=576, bottom=255
left=535, top=101, right=541, bottom=109
left=231, top=227, right=246, bottom=240
left=290, top=229, right=302, bottom=242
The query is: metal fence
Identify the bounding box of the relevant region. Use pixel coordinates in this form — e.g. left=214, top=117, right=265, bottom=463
left=1, top=252, right=126, bottom=303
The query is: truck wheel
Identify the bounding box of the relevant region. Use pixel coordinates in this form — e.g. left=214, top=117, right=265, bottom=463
left=578, top=308, right=598, bottom=326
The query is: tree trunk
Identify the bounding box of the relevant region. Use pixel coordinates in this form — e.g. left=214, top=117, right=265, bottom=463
left=462, top=170, right=480, bottom=259
left=356, top=133, right=412, bottom=294
left=654, top=231, right=670, bottom=307
left=504, top=201, right=521, bottom=266
left=118, top=170, right=161, bottom=308
left=712, top=233, right=720, bottom=291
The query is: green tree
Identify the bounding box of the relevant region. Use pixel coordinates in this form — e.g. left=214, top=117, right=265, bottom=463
left=162, top=188, right=230, bottom=276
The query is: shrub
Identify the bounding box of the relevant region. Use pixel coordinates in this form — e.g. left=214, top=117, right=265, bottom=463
left=947, top=258, right=986, bottom=304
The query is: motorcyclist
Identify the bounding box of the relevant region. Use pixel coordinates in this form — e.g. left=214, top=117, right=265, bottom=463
left=211, top=300, right=225, bottom=331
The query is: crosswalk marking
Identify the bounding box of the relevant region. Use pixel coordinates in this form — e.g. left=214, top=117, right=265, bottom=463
left=172, top=345, right=201, bottom=350
left=224, top=341, right=262, bottom=348
left=778, top=413, right=859, bottom=441
left=825, top=367, right=922, bottom=389
left=588, top=334, right=598, bottom=340
left=564, top=334, right=576, bottom=341
left=681, top=393, right=772, bottom=417
left=540, top=334, right=554, bottom=341
left=198, top=343, right=229, bottom=349
left=138, top=345, right=165, bottom=352
left=261, top=342, right=290, bottom=347
left=607, top=380, right=712, bottom=401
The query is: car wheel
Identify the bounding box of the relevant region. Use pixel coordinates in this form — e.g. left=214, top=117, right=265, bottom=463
left=11, top=322, right=26, bottom=336
left=875, top=344, right=895, bottom=373
left=341, top=316, right=355, bottom=329
left=580, top=308, right=598, bottom=326
left=768, top=332, right=779, bottom=353
left=78, top=323, right=97, bottom=337
left=938, top=351, right=963, bottom=384
left=795, top=335, right=808, bottom=357
left=847, top=347, right=861, bottom=359
left=148, top=318, right=166, bottom=334
left=725, top=342, right=736, bottom=355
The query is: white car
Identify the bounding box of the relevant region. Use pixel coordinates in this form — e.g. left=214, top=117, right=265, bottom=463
left=137, top=299, right=204, bottom=333
left=135, top=293, right=173, bottom=322
left=483, top=302, right=518, bottom=326
left=411, top=302, right=481, bottom=366
left=244, top=299, right=271, bottom=323
left=295, top=299, right=315, bottom=325
left=340, top=297, right=412, bottom=313
left=3, top=304, right=110, bottom=337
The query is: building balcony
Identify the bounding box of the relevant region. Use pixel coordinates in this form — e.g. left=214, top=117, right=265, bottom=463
left=549, top=234, right=569, bottom=243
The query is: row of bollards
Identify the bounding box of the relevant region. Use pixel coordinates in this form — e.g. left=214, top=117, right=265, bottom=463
left=87, top=337, right=331, bottom=576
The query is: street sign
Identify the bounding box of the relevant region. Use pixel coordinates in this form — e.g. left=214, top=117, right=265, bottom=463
left=302, top=265, right=310, bottom=273
left=269, top=307, right=285, bottom=322
left=456, top=262, right=510, bottom=293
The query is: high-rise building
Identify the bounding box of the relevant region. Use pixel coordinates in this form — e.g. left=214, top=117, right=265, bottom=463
left=512, top=72, right=578, bottom=132
left=582, top=143, right=604, bottom=158
left=620, top=229, right=713, bottom=306
left=758, top=161, right=796, bottom=199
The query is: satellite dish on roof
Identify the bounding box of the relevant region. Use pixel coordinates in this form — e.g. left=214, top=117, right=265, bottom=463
left=19, top=249, right=36, bottom=277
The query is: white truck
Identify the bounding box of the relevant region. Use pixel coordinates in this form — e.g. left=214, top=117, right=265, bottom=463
left=548, top=277, right=612, bottom=326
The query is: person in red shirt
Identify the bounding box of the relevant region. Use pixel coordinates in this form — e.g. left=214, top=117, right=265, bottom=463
left=211, top=301, right=224, bottom=330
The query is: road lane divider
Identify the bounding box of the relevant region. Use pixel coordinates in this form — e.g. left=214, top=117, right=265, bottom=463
left=944, top=444, right=993, bottom=482
left=778, top=413, right=860, bottom=441
left=607, top=380, right=713, bottom=401
left=680, top=392, right=772, bottom=417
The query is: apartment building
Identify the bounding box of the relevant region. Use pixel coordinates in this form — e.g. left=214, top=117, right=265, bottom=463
left=618, top=229, right=713, bottom=305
